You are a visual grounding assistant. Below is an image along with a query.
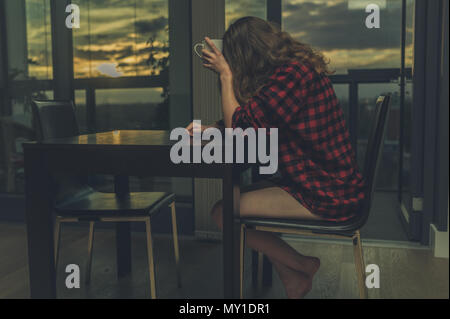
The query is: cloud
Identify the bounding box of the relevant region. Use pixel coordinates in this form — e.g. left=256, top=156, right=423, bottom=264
left=283, top=1, right=402, bottom=50
left=74, top=45, right=134, bottom=61
left=225, top=0, right=267, bottom=27
left=96, top=63, right=123, bottom=77
left=135, top=16, right=168, bottom=34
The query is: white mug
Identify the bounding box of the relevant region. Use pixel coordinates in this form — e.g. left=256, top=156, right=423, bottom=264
left=194, top=39, right=223, bottom=58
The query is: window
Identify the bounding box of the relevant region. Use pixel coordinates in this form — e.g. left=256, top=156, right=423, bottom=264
left=282, top=0, right=403, bottom=74
left=72, top=0, right=170, bottom=131
left=358, top=83, right=401, bottom=190
left=5, top=0, right=54, bottom=122
left=74, top=90, right=87, bottom=133
left=5, top=0, right=53, bottom=81
left=400, top=0, right=415, bottom=200
left=95, top=88, right=166, bottom=131
left=25, top=0, right=53, bottom=80
left=1, top=0, right=54, bottom=194
left=333, top=84, right=349, bottom=121
left=281, top=0, right=413, bottom=192
left=226, top=0, right=267, bottom=29
left=73, top=0, right=169, bottom=78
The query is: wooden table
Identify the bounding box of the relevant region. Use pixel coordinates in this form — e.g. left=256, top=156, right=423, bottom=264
left=23, top=130, right=243, bottom=299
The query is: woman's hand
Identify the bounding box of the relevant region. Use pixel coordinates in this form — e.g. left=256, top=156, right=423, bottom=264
left=202, top=37, right=232, bottom=77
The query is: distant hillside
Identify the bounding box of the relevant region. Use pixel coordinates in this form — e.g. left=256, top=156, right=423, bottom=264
left=74, top=102, right=169, bottom=132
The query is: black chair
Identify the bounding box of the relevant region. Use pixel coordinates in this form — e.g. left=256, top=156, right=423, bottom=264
left=31, top=100, right=180, bottom=299
left=239, top=95, right=391, bottom=299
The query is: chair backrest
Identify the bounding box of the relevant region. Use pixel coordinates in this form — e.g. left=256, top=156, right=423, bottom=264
left=357, top=95, right=391, bottom=228
left=31, top=100, right=79, bottom=141
left=31, top=100, right=90, bottom=202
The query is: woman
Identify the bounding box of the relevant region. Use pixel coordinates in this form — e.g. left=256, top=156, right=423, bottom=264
left=187, top=17, right=366, bottom=299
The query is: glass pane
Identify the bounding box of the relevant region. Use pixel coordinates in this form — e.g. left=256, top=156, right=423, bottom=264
left=226, top=0, right=267, bottom=29
left=74, top=90, right=87, bottom=134
left=73, top=0, right=169, bottom=78
left=6, top=0, right=52, bottom=80
left=25, top=0, right=53, bottom=79
left=333, top=84, right=350, bottom=122
left=135, top=0, right=169, bottom=77
left=401, top=0, right=415, bottom=203
left=405, top=0, right=415, bottom=70
left=95, top=88, right=167, bottom=131
left=358, top=83, right=400, bottom=190
left=2, top=1, right=54, bottom=193
left=401, top=82, right=413, bottom=194
left=282, top=0, right=403, bottom=74
left=0, top=90, right=53, bottom=194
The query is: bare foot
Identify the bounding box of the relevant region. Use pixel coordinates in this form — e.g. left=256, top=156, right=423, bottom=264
left=273, top=261, right=313, bottom=299
left=296, top=256, right=321, bottom=278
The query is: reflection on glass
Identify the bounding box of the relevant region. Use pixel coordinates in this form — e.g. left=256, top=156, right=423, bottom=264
left=401, top=0, right=415, bottom=200
left=358, top=83, right=400, bottom=190
left=25, top=0, right=53, bottom=80
left=401, top=82, right=413, bottom=194
left=73, top=0, right=169, bottom=78
left=11, top=90, right=53, bottom=126
left=282, top=0, right=402, bottom=74
left=95, top=88, right=166, bottom=131
left=226, top=0, right=267, bottom=29
left=333, top=84, right=349, bottom=122
left=0, top=90, right=53, bottom=194
left=405, top=0, right=415, bottom=70
left=75, top=90, right=87, bottom=134
left=7, top=0, right=53, bottom=80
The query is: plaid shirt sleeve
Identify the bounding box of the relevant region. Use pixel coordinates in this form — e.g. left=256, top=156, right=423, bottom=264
left=231, top=61, right=366, bottom=221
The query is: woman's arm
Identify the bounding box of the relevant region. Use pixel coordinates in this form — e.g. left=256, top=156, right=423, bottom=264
left=219, top=72, right=240, bottom=128
left=201, top=37, right=240, bottom=128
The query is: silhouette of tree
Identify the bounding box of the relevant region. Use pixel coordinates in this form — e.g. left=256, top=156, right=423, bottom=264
left=146, top=32, right=170, bottom=129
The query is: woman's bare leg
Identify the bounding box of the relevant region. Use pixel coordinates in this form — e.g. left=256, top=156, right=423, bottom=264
left=244, top=229, right=320, bottom=277
left=270, top=258, right=313, bottom=299
left=211, top=186, right=321, bottom=298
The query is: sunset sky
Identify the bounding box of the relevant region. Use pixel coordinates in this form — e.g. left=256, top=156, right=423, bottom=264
left=72, top=0, right=169, bottom=78
left=24, top=0, right=414, bottom=80
left=281, top=0, right=414, bottom=73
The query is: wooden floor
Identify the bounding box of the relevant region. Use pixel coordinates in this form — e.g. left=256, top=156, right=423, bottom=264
left=0, top=222, right=448, bottom=299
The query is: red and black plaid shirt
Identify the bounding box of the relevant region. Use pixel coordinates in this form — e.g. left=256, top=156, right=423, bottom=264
left=232, top=61, right=366, bottom=221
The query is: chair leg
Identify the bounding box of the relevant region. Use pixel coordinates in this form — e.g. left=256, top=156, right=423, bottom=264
left=170, top=202, right=182, bottom=288
left=352, top=231, right=368, bottom=299
left=251, top=250, right=258, bottom=288
left=85, top=221, right=95, bottom=285
left=54, top=217, right=62, bottom=268
left=145, top=217, right=157, bottom=299
left=240, top=224, right=246, bottom=299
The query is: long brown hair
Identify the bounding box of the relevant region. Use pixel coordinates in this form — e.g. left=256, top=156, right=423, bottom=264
left=223, top=16, right=332, bottom=104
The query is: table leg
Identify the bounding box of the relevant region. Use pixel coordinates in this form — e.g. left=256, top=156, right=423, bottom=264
left=114, top=175, right=132, bottom=277
left=24, top=149, right=56, bottom=298
left=222, top=168, right=241, bottom=299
